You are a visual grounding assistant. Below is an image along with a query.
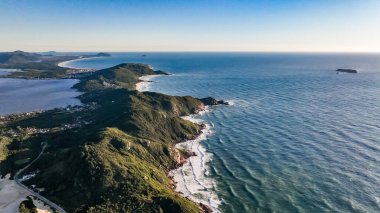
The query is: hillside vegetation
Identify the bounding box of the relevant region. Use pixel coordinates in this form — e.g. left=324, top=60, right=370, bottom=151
left=74, top=63, right=169, bottom=91
left=0, top=63, right=220, bottom=212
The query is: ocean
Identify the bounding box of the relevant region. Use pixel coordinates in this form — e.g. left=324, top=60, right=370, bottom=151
left=24, top=53, right=380, bottom=212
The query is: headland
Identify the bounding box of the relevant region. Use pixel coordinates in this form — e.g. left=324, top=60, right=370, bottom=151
left=0, top=53, right=227, bottom=212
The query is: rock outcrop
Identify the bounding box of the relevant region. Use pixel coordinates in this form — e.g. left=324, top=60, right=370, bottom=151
left=200, top=97, right=229, bottom=105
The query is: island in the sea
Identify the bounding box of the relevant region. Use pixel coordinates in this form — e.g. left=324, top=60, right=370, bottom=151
left=0, top=52, right=226, bottom=212
left=336, top=68, right=358, bottom=73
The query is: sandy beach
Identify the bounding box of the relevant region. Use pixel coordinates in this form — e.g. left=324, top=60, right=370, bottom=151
left=57, top=57, right=97, bottom=69
left=57, top=58, right=82, bottom=68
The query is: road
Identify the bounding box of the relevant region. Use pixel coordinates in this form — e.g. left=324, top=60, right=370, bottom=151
left=14, top=142, right=67, bottom=213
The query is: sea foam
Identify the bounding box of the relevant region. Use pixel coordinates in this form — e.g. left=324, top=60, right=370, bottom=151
left=138, top=73, right=222, bottom=211
left=169, top=111, right=221, bottom=212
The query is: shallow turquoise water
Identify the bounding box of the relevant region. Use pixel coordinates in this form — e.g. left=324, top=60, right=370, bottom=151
left=69, top=53, right=380, bottom=212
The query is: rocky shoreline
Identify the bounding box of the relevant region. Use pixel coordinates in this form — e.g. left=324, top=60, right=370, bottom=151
left=0, top=60, right=227, bottom=212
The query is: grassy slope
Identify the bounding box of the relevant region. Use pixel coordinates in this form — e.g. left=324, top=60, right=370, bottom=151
left=73, top=63, right=165, bottom=91
left=0, top=63, right=211, bottom=212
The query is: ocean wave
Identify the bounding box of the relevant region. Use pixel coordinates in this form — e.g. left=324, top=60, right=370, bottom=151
left=169, top=113, right=221, bottom=212
left=135, top=75, right=161, bottom=92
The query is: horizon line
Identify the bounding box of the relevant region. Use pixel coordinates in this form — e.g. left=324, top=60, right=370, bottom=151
left=2, top=50, right=380, bottom=54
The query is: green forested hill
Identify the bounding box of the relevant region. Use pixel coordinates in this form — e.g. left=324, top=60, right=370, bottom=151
left=0, top=63, right=219, bottom=212
left=74, top=63, right=169, bottom=91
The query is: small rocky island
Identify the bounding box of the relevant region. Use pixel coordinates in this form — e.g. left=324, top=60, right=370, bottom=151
left=336, top=69, right=358, bottom=74
left=201, top=97, right=229, bottom=105
left=95, top=52, right=111, bottom=57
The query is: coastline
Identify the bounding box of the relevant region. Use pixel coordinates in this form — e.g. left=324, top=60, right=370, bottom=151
left=13, top=58, right=221, bottom=212
left=135, top=75, right=161, bottom=92
left=170, top=113, right=221, bottom=212
left=137, top=71, right=221, bottom=212
left=0, top=69, right=22, bottom=76
left=57, top=56, right=103, bottom=69
left=63, top=58, right=222, bottom=211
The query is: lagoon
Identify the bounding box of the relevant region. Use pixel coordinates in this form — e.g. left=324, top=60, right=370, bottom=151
left=0, top=78, right=81, bottom=116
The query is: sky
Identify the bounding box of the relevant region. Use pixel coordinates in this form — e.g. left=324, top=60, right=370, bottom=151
left=0, top=0, right=379, bottom=52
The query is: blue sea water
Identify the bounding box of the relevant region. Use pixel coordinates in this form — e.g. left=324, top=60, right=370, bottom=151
left=68, top=53, right=380, bottom=213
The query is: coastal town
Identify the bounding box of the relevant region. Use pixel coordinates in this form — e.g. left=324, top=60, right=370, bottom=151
left=0, top=103, right=97, bottom=138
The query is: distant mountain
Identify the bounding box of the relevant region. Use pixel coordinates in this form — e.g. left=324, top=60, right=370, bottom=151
left=95, top=52, right=111, bottom=57
left=0, top=51, right=42, bottom=64
left=0, top=51, right=111, bottom=67
left=0, top=51, right=111, bottom=78
left=40, top=51, right=57, bottom=56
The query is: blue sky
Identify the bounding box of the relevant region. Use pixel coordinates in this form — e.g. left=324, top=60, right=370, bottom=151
left=0, top=0, right=379, bottom=52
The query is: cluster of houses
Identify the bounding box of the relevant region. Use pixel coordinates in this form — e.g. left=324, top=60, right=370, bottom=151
left=4, top=119, right=93, bottom=138
left=0, top=111, right=43, bottom=123
left=65, top=68, right=97, bottom=78
left=5, top=127, right=50, bottom=137
left=1, top=103, right=98, bottom=138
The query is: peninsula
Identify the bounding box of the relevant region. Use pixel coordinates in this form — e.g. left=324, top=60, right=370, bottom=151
left=0, top=51, right=111, bottom=79
left=0, top=57, right=226, bottom=212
